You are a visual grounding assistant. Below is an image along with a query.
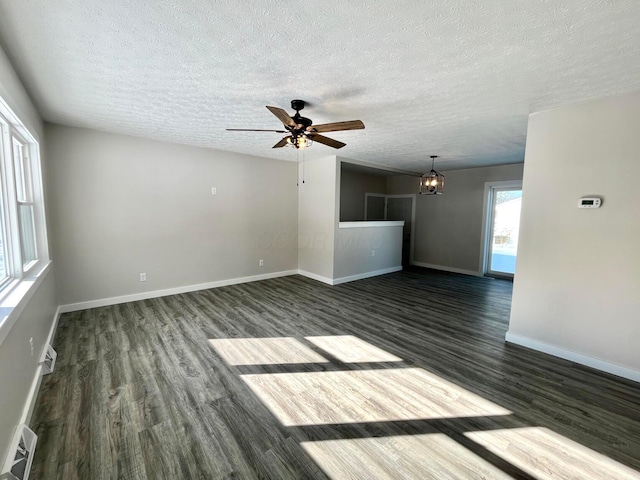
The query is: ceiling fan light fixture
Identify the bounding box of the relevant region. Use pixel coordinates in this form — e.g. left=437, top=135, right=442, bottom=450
left=286, top=135, right=312, bottom=149
left=226, top=100, right=364, bottom=150
left=420, top=155, right=445, bottom=195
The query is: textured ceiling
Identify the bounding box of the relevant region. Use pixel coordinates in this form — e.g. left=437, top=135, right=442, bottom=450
left=1, top=1, right=640, bottom=171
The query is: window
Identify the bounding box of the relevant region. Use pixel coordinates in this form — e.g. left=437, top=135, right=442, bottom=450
left=13, top=134, right=38, bottom=269
left=0, top=99, right=48, bottom=299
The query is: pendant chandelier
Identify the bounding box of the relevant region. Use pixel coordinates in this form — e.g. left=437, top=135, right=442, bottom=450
left=420, top=155, right=445, bottom=195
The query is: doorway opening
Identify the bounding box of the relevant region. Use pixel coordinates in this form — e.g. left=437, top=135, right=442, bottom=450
left=480, top=181, right=523, bottom=279
left=365, top=193, right=416, bottom=267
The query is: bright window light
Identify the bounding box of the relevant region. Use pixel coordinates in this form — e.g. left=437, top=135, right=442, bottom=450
left=465, top=427, right=640, bottom=479
left=224, top=335, right=636, bottom=478
left=241, top=368, right=511, bottom=426
left=302, top=434, right=508, bottom=480
left=208, top=337, right=328, bottom=366
left=305, top=335, right=403, bottom=363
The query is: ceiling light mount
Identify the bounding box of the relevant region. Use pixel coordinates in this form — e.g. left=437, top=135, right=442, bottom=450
left=291, top=99, right=306, bottom=112
left=420, top=155, right=445, bottom=195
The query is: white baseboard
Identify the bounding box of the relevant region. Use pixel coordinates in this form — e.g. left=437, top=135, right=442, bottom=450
left=411, top=261, right=480, bottom=277
left=505, top=332, right=640, bottom=384
left=20, top=305, right=61, bottom=427
left=297, top=270, right=334, bottom=285
left=332, top=266, right=403, bottom=285
left=59, top=270, right=298, bottom=313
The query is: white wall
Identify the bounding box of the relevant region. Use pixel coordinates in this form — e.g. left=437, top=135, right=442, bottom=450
left=298, top=156, right=338, bottom=282
left=0, top=46, right=58, bottom=464
left=387, top=164, right=524, bottom=274
left=46, top=124, right=298, bottom=306
left=0, top=47, right=42, bottom=138
left=334, top=225, right=403, bottom=282
left=0, top=273, right=56, bottom=456
left=508, top=92, right=640, bottom=379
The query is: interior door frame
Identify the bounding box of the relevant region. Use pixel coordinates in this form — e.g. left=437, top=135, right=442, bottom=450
left=364, top=193, right=386, bottom=220
left=479, top=180, right=523, bottom=278
left=364, top=193, right=416, bottom=265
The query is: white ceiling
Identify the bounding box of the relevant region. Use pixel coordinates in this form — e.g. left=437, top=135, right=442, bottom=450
left=1, top=1, right=639, bottom=171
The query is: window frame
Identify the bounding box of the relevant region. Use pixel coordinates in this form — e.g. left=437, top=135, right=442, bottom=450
left=0, top=118, right=13, bottom=290
left=0, top=100, right=49, bottom=302
left=11, top=130, right=39, bottom=272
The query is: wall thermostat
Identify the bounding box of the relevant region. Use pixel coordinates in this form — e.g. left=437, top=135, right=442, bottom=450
left=578, top=197, right=601, bottom=209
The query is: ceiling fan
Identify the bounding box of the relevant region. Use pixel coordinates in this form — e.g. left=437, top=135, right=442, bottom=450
left=226, top=99, right=365, bottom=149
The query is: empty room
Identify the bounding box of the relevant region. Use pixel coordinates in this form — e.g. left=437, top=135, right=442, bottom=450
left=0, top=2, right=639, bottom=479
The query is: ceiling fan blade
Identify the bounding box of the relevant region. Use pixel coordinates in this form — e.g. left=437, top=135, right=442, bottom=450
left=266, top=106, right=297, bottom=128
left=226, top=129, right=287, bottom=132
left=308, top=120, right=365, bottom=133
left=272, top=137, right=289, bottom=148
left=307, top=134, right=346, bottom=149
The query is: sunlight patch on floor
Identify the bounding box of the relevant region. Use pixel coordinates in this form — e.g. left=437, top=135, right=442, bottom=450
left=466, top=427, right=640, bottom=479
left=208, top=337, right=328, bottom=365
left=304, top=335, right=403, bottom=363
left=215, top=334, right=639, bottom=478
left=240, top=367, right=511, bottom=426
left=301, top=434, right=512, bottom=480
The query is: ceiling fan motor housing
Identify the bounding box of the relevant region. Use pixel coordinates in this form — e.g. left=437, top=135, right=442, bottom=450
left=290, top=100, right=313, bottom=130
left=292, top=115, right=313, bottom=130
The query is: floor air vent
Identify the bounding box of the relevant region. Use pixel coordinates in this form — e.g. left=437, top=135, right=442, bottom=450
left=1, top=424, right=37, bottom=480
left=40, top=344, right=57, bottom=375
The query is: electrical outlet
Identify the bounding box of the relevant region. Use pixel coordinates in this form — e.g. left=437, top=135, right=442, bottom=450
left=140, top=273, right=147, bottom=282
left=259, top=259, right=264, bottom=267
left=211, top=187, right=217, bottom=195
left=372, top=250, right=375, bottom=257
left=29, top=338, right=34, bottom=356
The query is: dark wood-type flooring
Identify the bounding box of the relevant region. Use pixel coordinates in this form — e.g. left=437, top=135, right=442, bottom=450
left=30, top=269, right=640, bottom=479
